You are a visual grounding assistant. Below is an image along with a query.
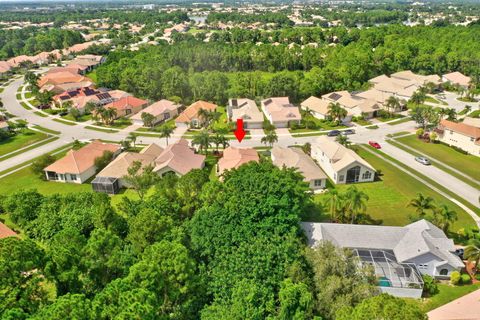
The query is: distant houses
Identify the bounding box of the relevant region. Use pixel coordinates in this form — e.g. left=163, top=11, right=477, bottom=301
left=261, top=97, right=301, bottom=128
left=227, top=98, right=264, bottom=129
left=271, top=146, right=327, bottom=190
left=311, top=136, right=375, bottom=184
left=301, top=219, right=464, bottom=298
left=436, top=119, right=480, bottom=157
left=131, top=99, right=182, bottom=126
left=44, top=141, right=121, bottom=184
left=442, top=71, right=471, bottom=88
left=175, top=100, right=217, bottom=128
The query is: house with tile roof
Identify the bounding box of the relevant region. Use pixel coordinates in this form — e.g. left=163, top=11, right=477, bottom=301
left=271, top=146, right=327, bottom=190
left=300, top=96, right=331, bottom=120
left=103, top=96, right=148, bottom=118
left=154, top=139, right=205, bottom=176
left=175, top=100, right=217, bottom=128
left=131, top=99, right=182, bottom=126
left=261, top=97, right=301, bottom=128
left=436, top=119, right=480, bottom=157
left=217, top=147, right=259, bottom=176
left=228, top=98, right=264, bottom=129
left=311, top=136, right=376, bottom=184
left=322, top=91, right=382, bottom=120
left=44, top=141, right=121, bottom=184
left=442, top=71, right=471, bottom=88
left=301, top=219, right=463, bottom=298
left=92, top=143, right=163, bottom=193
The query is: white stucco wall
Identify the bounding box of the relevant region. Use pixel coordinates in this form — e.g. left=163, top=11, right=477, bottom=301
left=439, top=130, right=480, bottom=157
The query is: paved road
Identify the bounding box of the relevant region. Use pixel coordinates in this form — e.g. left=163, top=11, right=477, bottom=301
left=1, top=76, right=479, bottom=212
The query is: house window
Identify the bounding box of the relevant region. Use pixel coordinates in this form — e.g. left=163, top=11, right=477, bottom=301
left=164, top=113, right=171, bottom=120
left=439, top=269, right=449, bottom=276
left=70, top=174, right=77, bottom=180
left=362, top=171, right=372, bottom=180
left=314, top=179, right=323, bottom=187
left=418, top=264, right=428, bottom=269
left=339, top=175, right=345, bottom=182
left=125, top=109, right=132, bottom=115
left=471, top=137, right=474, bottom=142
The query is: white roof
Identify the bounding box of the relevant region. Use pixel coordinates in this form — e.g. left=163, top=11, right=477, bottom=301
left=231, top=98, right=263, bottom=123
left=271, top=146, right=327, bottom=182
left=262, top=97, right=301, bottom=122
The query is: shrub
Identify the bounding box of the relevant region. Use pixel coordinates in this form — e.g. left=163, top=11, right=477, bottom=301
left=450, top=271, right=461, bottom=285
left=305, top=120, right=317, bottom=130
left=416, top=128, right=424, bottom=137
left=460, top=274, right=471, bottom=284
left=422, top=274, right=438, bottom=296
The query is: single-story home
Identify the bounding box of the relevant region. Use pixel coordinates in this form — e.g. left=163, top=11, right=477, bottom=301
left=435, top=119, right=480, bottom=157
left=261, top=97, right=301, bottom=128
left=217, top=146, right=259, bottom=176
left=103, top=96, right=148, bottom=118
left=311, top=136, right=376, bottom=184
left=44, top=141, right=121, bottom=184
left=271, top=146, right=327, bottom=190
left=131, top=99, right=182, bottom=126
left=301, top=219, right=464, bottom=298
left=300, top=96, right=331, bottom=120
left=175, top=100, right=217, bottom=128
left=154, top=139, right=206, bottom=176
left=322, top=91, right=381, bottom=119
left=390, top=70, right=441, bottom=87
left=38, top=70, right=93, bottom=94
left=228, top=98, right=264, bottom=129
left=92, top=143, right=163, bottom=194
left=442, top=71, right=471, bottom=88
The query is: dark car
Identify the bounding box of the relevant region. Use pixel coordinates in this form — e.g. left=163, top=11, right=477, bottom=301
left=342, top=129, right=356, bottom=135
left=327, top=130, right=341, bottom=137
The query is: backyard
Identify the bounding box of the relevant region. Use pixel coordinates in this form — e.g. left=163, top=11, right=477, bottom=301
left=395, top=134, right=480, bottom=181
left=308, top=147, right=475, bottom=231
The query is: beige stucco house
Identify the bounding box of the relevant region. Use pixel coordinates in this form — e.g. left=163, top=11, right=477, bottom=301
left=436, top=119, right=480, bottom=157
left=261, top=97, right=301, bottom=128
left=228, top=98, right=264, bottom=129
left=311, top=136, right=375, bottom=184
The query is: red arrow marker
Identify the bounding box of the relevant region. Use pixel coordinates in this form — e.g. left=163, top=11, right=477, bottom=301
left=234, top=118, right=246, bottom=142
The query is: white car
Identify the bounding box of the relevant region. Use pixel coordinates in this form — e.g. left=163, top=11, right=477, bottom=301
left=415, top=156, right=431, bottom=165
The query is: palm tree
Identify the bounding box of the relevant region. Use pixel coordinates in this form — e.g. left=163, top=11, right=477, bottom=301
left=159, top=125, right=174, bottom=146
left=192, top=129, right=211, bottom=154
left=127, top=132, right=137, bottom=148
left=335, top=135, right=351, bottom=148
left=261, top=130, right=278, bottom=148
left=407, top=193, right=436, bottom=218
left=211, top=133, right=229, bottom=153
left=385, top=96, right=401, bottom=117
left=343, top=186, right=369, bottom=224
left=409, top=90, right=426, bottom=107
left=141, top=112, right=156, bottom=128
left=465, top=239, right=480, bottom=274
left=325, top=189, right=343, bottom=222
left=197, top=108, right=210, bottom=128
left=101, top=107, right=117, bottom=126
left=301, top=107, right=314, bottom=118
left=432, top=204, right=457, bottom=233
left=445, top=108, right=457, bottom=121
left=327, top=102, right=348, bottom=125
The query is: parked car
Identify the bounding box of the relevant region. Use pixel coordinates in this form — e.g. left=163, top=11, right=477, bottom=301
left=342, top=129, right=356, bottom=135
left=368, top=141, right=381, bottom=149
left=327, top=130, right=341, bottom=137
left=415, top=156, right=431, bottom=165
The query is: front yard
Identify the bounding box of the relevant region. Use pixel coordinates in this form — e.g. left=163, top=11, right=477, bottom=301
left=419, top=283, right=480, bottom=312
left=395, top=135, right=480, bottom=181
left=308, top=147, right=475, bottom=231
left=0, top=129, right=49, bottom=157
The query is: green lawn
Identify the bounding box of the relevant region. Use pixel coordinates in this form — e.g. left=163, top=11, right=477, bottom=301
left=20, top=102, right=32, bottom=110
left=425, top=96, right=447, bottom=105
left=62, top=114, right=92, bottom=122
left=52, top=118, right=77, bottom=126
left=419, top=283, right=480, bottom=312
left=396, top=135, right=480, bottom=181
left=24, top=92, right=33, bottom=99
left=32, top=125, right=61, bottom=135
left=85, top=126, right=119, bottom=133
left=365, top=125, right=379, bottom=129
left=93, top=118, right=132, bottom=129
left=387, top=117, right=412, bottom=125
left=0, top=130, right=49, bottom=157
left=289, top=117, right=346, bottom=134
left=310, top=147, right=475, bottom=231
left=33, top=111, right=48, bottom=117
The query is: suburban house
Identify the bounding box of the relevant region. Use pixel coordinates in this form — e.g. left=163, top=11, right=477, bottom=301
left=355, top=88, right=404, bottom=112
left=0, top=61, right=12, bottom=77
left=69, top=54, right=105, bottom=72
left=322, top=91, right=382, bottom=120
left=175, top=100, right=217, bottom=128
left=435, top=119, right=480, bottom=156
left=217, top=147, right=259, bottom=176
left=300, top=96, right=331, bottom=120
left=0, top=222, right=17, bottom=239
left=261, top=97, right=301, bottom=128
left=301, top=219, right=464, bottom=298
left=271, top=146, right=327, bottom=190
left=227, top=98, right=264, bottom=129
left=131, top=99, right=182, bottom=126
left=92, top=143, right=163, bottom=194
left=103, top=96, right=148, bottom=118
left=44, top=141, right=121, bottom=184
left=442, top=71, right=471, bottom=88
left=390, top=70, right=441, bottom=87
left=154, top=139, right=206, bottom=176
left=311, top=136, right=376, bottom=184
left=38, top=70, right=93, bottom=94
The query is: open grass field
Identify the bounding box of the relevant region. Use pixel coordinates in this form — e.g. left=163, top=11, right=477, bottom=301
left=0, top=130, right=49, bottom=157
left=310, top=147, right=475, bottom=231
left=419, top=283, right=480, bottom=312
left=395, top=135, right=480, bottom=181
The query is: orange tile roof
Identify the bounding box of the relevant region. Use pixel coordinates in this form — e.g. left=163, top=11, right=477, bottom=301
left=44, top=141, right=120, bottom=174
left=440, top=119, right=480, bottom=139
left=38, top=70, right=86, bottom=88
left=104, top=96, right=147, bottom=112
left=175, top=100, right=217, bottom=124
left=154, top=139, right=205, bottom=175
left=218, top=147, right=259, bottom=175
left=0, top=222, right=16, bottom=239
